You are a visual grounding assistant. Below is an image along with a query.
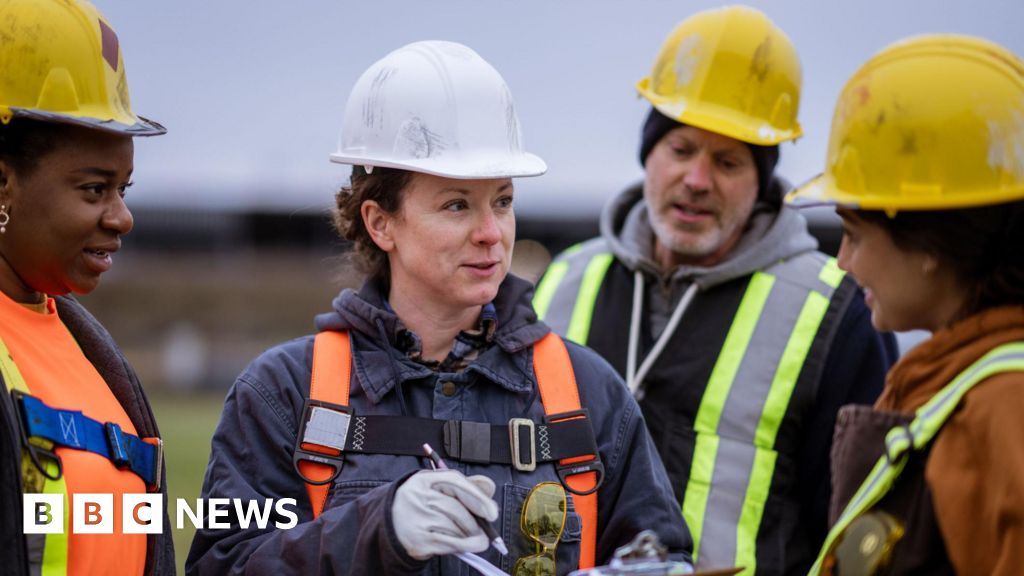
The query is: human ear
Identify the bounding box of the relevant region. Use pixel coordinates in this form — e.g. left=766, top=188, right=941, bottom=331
left=922, top=254, right=939, bottom=274
left=361, top=200, right=396, bottom=253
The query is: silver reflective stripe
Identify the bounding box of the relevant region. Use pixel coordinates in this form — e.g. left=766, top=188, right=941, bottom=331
left=692, top=253, right=842, bottom=573
left=534, top=238, right=612, bottom=342
left=763, top=252, right=839, bottom=296
left=699, top=437, right=759, bottom=566
left=698, top=272, right=820, bottom=567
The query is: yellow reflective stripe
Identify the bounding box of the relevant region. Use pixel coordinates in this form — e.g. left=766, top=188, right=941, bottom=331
left=694, top=273, right=774, bottom=434
left=1, top=337, right=71, bottom=574
left=734, top=291, right=829, bottom=573
left=0, top=336, right=29, bottom=393
left=810, top=345, right=1024, bottom=575
left=533, top=260, right=569, bottom=321
left=755, top=291, right=830, bottom=448
left=40, top=473, right=69, bottom=575
left=734, top=448, right=777, bottom=576
left=685, top=273, right=773, bottom=560
left=565, top=253, right=615, bottom=345
left=682, top=433, right=719, bottom=560
left=818, top=257, right=845, bottom=289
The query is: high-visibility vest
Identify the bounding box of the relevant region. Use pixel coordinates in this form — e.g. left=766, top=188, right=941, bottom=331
left=810, top=341, right=1024, bottom=575
left=298, top=330, right=601, bottom=569
left=536, top=241, right=851, bottom=574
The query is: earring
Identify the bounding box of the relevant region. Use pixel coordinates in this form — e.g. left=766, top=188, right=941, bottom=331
left=0, top=203, right=8, bottom=234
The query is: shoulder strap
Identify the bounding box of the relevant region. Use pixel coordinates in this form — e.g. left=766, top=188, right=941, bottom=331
left=302, top=330, right=351, bottom=519
left=533, top=332, right=598, bottom=570
left=302, top=329, right=599, bottom=569
left=810, top=341, right=1024, bottom=574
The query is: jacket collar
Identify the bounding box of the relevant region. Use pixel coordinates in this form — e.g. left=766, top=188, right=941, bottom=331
left=314, top=273, right=549, bottom=403
left=878, top=305, right=1024, bottom=413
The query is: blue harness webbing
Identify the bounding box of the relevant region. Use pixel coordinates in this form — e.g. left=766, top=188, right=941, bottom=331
left=14, top=391, right=162, bottom=489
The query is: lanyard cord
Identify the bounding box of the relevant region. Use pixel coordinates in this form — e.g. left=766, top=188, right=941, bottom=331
left=626, top=270, right=699, bottom=400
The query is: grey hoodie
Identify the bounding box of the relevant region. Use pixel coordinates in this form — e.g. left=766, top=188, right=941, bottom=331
left=600, top=179, right=818, bottom=337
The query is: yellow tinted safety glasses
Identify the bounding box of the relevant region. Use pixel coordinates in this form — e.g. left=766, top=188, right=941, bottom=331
left=513, top=482, right=567, bottom=576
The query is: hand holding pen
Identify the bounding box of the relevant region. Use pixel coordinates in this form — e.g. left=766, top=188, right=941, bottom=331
left=422, top=443, right=509, bottom=556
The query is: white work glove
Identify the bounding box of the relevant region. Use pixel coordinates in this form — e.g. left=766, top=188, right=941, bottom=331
left=391, top=469, right=499, bottom=560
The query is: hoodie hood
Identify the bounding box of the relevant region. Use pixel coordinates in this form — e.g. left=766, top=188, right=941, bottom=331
left=600, top=178, right=818, bottom=290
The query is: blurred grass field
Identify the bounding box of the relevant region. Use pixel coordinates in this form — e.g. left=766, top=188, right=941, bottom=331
left=149, top=391, right=226, bottom=575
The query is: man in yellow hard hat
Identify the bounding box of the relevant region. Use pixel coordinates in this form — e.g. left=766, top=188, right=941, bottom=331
left=535, top=6, right=897, bottom=574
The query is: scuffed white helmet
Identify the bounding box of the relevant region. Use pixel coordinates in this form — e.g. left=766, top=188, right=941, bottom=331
left=330, top=40, right=546, bottom=179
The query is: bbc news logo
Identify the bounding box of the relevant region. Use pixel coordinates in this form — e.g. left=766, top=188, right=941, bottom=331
left=24, top=494, right=299, bottom=534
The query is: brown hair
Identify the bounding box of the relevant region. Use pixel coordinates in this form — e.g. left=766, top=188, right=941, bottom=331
left=332, top=166, right=414, bottom=278
left=856, top=200, right=1024, bottom=317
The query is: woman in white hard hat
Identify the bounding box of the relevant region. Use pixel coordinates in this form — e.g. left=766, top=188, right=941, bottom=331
left=0, top=0, right=173, bottom=574
left=187, top=41, right=692, bottom=575
left=788, top=35, right=1024, bottom=575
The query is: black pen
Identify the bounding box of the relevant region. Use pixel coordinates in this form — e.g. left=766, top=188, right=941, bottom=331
left=421, top=443, right=508, bottom=555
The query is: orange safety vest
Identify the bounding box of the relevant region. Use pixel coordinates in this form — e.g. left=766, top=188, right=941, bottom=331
left=297, top=330, right=600, bottom=569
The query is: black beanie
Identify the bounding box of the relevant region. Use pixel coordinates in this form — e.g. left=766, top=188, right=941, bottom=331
left=639, top=107, right=781, bottom=207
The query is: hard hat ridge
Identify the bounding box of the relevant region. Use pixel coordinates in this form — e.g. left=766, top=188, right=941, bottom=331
left=330, top=40, right=546, bottom=179
left=0, top=0, right=164, bottom=136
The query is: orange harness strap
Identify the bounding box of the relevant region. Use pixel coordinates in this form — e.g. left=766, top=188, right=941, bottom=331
left=301, top=330, right=351, bottom=518
left=532, top=332, right=599, bottom=570
left=303, top=330, right=598, bottom=568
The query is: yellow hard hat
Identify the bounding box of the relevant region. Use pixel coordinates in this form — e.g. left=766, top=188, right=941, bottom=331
left=636, top=5, right=802, bottom=145
left=788, top=35, right=1024, bottom=212
left=0, top=0, right=164, bottom=136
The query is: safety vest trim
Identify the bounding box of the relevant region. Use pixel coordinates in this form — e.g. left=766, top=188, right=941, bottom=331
left=298, top=329, right=601, bottom=569
left=537, top=249, right=846, bottom=573
left=1, top=336, right=70, bottom=575
left=810, top=341, right=1024, bottom=575
left=535, top=238, right=613, bottom=346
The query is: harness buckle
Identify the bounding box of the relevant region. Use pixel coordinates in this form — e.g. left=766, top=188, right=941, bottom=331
left=545, top=409, right=605, bottom=496
left=147, top=437, right=164, bottom=492
left=292, top=398, right=352, bottom=486
left=104, top=422, right=130, bottom=469
left=509, top=418, right=536, bottom=472
left=10, top=390, right=63, bottom=481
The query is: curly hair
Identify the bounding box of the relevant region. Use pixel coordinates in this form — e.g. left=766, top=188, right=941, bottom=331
left=332, top=166, right=414, bottom=278
left=857, top=200, right=1024, bottom=317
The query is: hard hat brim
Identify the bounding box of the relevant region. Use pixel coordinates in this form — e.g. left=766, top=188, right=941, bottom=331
left=786, top=173, right=1024, bottom=212
left=328, top=151, right=547, bottom=180
left=8, top=107, right=166, bottom=137
left=784, top=174, right=851, bottom=209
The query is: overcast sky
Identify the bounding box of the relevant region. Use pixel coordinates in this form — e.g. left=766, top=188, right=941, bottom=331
left=100, top=0, right=1022, bottom=217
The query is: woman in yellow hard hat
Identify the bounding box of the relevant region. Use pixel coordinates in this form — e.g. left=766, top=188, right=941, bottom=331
left=788, top=34, right=1024, bottom=575
left=0, top=0, right=173, bottom=574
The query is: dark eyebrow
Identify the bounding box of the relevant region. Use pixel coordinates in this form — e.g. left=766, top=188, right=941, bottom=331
left=437, top=182, right=513, bottom=195
left=71, top=167, right=129, bottom=179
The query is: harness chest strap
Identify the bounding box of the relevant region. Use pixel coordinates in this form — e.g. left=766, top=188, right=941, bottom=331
left=301, top=330, right=600, bottom=570
left=1, top=336, right=163, bottom=490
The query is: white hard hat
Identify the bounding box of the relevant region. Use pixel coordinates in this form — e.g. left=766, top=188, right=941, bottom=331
left=330, top=40, right=546, bottom=179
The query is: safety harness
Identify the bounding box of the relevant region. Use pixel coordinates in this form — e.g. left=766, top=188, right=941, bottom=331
left=1, top=332, right=163, bottom=491
left=293, top=330, right=603, bottom=569
left=10, top=390, right=163, bottom=490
